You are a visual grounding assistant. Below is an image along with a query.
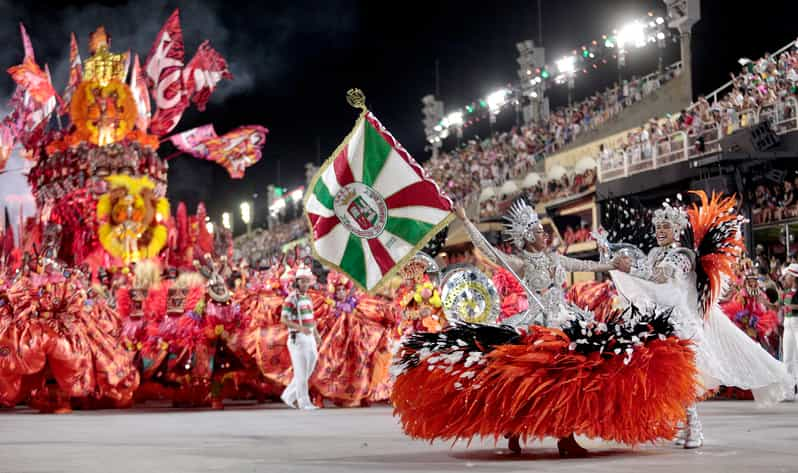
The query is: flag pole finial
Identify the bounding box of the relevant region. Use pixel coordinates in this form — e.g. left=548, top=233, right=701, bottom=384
left=346, top=89, right=367, bottom=110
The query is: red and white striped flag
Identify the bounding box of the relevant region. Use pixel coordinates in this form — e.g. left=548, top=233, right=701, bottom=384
left=61, top=33, right=82, bottom=115
left=183, top=40, right=232, bottom=111
left=145, top=9, right=188, bottom=135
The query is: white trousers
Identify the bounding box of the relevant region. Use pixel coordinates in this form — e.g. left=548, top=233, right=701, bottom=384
left=783, top=318, right=798, bottom=387
left=282, top=332, right=318, bottom=409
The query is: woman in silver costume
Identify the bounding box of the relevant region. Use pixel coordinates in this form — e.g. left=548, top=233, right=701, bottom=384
left=454, top=202, right=631, bottom=455
left=610, top=200, right=792, bottom=449
left=455, top=202, right=630, bottom=328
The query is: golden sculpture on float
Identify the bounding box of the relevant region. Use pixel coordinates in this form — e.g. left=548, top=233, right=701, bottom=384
left=96, top=175, right=170, bottom=263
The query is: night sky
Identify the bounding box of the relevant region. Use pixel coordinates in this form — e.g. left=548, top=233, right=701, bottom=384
left=1, top=0, right=796, bottom=233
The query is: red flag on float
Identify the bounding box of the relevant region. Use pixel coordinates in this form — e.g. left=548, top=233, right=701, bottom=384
left=183, top=40, right=232, bottom=111
left=168, top=124, right=217, bottom=157
left=145, top=9, right=188, bottom=135
left=61, top=33, right=82, bottom=114
left=203, top=125, right=268, bottom=178
left=168, top=124, right=268, bottom=178
left=19, top=23, right=35, bottom=61
left=8, top=59, right=57, bottom=106
left=130, top=54, right=151, bottom=131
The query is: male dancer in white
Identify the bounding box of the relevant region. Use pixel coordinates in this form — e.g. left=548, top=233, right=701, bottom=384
left=280, top=265, right=321, bottom=410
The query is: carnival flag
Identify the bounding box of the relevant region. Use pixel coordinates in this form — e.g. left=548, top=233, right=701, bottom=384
left=168, top=124, right=218, bottom=157
left=304, top=91, right=453, bottom=293
left=168, top=124, right=267, bottom=179
left=61, top=33, right=82, bottom=114
left=145, top=9, right=188, bottom=135
left=183, top=40, right=232, bottom=111
left=19, top=23, right=35, bottom=61
left=130, top=54, right=151, bottom=132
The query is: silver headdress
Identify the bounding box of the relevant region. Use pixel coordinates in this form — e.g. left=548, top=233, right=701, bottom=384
left=652, top=202, right=688, bottom=235
left=504, top=199, right=542, bottom=248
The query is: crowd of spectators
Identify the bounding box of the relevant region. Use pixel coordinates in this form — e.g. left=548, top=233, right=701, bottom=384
left=424, top=67, right=680, bottom=206
left=601, top=43, right=798, bottom=174
left=234, top=217, right=308, bottom=264
left=479, top=167, right=596, bottom=219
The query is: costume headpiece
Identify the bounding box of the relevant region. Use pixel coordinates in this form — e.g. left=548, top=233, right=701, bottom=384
left=652, top=202, right=688, bottom=236
left=504, top=199, right=542, bottom=248
left=294, top=264, right=314, bottom=282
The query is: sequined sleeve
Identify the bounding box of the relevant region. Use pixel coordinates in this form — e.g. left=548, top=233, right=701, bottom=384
left=630, top=249, right=692, bottom=284
left=557, top=254, right=615, bottom=273
left=462, top=218, right=524, bottom=274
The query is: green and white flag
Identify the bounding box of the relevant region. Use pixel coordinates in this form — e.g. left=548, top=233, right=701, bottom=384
left=304, top=99, right=453, bottom=293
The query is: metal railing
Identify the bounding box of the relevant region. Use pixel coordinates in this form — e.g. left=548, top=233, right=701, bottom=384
left=598, top=96, right=798, bottom=182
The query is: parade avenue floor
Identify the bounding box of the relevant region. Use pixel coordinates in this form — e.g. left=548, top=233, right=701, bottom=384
left=0, top=400, right=795, bottom=473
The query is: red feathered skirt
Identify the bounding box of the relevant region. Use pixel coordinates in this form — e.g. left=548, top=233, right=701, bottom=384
left=392, top=323, right=697, bottom=446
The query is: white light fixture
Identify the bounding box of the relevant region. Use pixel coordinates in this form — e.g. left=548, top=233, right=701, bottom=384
left=556, top=56, right=576, bottom=75
left=222, top=212, right=231, bottom=230
left=530, top=91, right=539, bottom=98
left=240, top=202, right=251, bottom=225
left=206, top=222, right=214, bottom=234
left=655, top=16, right=665, bottom=25
left=656, top=32, right=666, bottom=40
left=289, top=188, right=304, bottom=202
left=446, top=111, right=464, bottom=127
left=486, top=89, right=508, bottom=111
left=617, top=20, right=646, bottom=50
left=433, top=124, right=443, bottom=132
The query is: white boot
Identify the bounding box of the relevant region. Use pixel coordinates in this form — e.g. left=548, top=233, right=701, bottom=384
left=673, top=420, right=687, bottom=446
left=684, top=405, right=704, bottom=449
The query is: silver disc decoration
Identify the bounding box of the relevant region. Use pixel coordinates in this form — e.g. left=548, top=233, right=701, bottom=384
left=440, top=265, right=500, bottom=325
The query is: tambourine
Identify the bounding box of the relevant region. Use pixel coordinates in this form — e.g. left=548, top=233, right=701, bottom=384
left=440, top=264, right=500, bottom=325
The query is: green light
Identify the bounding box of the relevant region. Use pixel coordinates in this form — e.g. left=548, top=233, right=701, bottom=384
left=479, top=100, right=487, bottom=108
left=274, top=187, right=284, bottom=197
left=582, top=49, right=590, bottom=58
left=466, top=105, right=474, bottom=113
left=540, top=69, right=550, bottom=79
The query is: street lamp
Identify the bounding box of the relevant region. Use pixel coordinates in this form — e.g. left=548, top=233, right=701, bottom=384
left=206, top=222, right=214, bottom=234
left=240, top=201, right=252, bottom=234
left=222, top=212, right=232, bottom=232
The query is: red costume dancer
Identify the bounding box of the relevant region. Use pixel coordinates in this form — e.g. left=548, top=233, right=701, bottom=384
left=311, top=272, right=397, bottom=406
left=116, top=260, right=166, bottom=399
left=720, top=272, right=780, bottom=355
left=0, top=254, right=139, bottom=412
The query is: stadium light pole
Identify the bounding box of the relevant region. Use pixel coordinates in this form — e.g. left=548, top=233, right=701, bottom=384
left=240, top=201, right=252, bottom=234
left=663, top=0, right=702, bottom=101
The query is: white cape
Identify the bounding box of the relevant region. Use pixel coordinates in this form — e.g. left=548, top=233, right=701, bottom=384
left=611, top=270, right=791, bottom=405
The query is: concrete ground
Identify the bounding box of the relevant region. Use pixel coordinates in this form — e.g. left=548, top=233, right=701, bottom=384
left=0, top=400, right=795, bottom=473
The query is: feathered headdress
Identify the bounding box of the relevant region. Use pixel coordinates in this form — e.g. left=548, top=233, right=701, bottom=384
left=683, top=191, right=744, bottom=319
left=504, top=199, right=541, bottom=248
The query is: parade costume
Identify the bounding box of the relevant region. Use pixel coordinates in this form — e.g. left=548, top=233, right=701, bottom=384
left=311, top=272, right=397, bottom=406
left=782, top=264, right=798, bottom=395
left=608, top=192, right=793, bottom=448
left=392, top=202, right=698, bottom=456
left=719, top=273, right=780, bottom=355
left=0, top=255, right=139, bottom=412
left=280, top=265, right=320, bottom=410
